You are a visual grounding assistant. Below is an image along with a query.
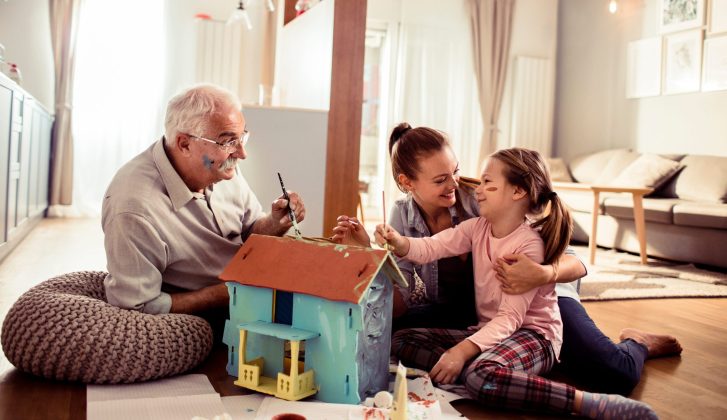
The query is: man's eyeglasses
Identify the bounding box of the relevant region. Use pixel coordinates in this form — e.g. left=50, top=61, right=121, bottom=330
left=186, top=131, right=250, bottom=152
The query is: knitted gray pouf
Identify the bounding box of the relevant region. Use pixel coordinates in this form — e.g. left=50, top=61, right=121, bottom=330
left=1, top=271, right=214, bottom=384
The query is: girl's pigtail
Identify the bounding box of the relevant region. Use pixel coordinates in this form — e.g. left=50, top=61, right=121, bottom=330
left=533, top=192, right=572, bottom=265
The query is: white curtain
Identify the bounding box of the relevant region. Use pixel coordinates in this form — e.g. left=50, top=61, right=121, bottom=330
left=48, top=0, right=82, bottom=210
left=380, top=0, right=483, bottom=207
left=468, top=0, right=515, bottom=164
left=70, top=0, right=167, bottom=216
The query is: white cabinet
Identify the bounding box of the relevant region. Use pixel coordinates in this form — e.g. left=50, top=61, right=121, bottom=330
left=0, top=82, right=11, bottom=244
left=0, top=73, right=53, bottom=261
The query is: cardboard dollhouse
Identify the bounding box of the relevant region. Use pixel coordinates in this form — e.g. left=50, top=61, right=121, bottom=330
left=219, top=234, right=407, bottom=404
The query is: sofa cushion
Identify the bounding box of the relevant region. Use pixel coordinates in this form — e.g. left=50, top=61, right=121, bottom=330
left=673, top=202, right=727, bottom=229
left=649, top=153, right=686, bottom=198
left=652, top=168, right=682, bottom=198
left=593, top=150, right=641, bottom=185
left=603, top=197, right=681, bottom=224
left=674, top=155, right=727, bottom=203
left=569, top=149, right=638, bottom=184
left=547, top=158, right=573, bottom=182
left=659, top=153, right=686, bottom=162
left=558, top=190, right=621, bottom=214
left=609, top=154, right=683, bottom=190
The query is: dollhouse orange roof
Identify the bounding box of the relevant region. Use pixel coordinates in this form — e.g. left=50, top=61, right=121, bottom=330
left=219, top=234, right=407, bottom=304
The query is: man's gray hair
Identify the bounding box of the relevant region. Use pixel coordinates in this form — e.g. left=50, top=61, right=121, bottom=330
left=164, top=84, right=242, bottom=146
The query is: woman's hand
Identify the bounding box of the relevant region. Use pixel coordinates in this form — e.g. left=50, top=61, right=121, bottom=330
left=330, top=215, right=371, bottom=247
left=374, top=224, right=409, bottom=256
left=430, top=340, right=479, bottom=384
left=494, top=253, right=552, bottom=294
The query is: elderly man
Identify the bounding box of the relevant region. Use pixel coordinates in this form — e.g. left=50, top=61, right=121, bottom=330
left=102, top=84, right=305, bottom=321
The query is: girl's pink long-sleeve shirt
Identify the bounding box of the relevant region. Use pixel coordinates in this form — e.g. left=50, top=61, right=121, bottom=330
left=404, top=217, right=563, bottom=357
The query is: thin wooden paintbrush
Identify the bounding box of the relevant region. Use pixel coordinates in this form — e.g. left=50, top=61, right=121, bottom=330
left=277, top=172, right=303, bottom=240
left=382, top=190, right=393, bottom=251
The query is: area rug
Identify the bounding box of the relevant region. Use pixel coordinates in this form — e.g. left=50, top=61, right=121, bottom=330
left=572, top=246, right=727, bottom=301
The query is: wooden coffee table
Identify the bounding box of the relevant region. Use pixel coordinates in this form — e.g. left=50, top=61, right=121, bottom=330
left=553, top=182, right=653, bottom=265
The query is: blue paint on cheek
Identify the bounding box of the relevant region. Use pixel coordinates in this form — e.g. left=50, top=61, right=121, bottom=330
left=202, top=155, right=213, bottom=170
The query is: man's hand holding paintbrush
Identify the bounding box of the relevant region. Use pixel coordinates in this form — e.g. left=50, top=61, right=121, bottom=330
left=274, top=172, right=304, bottom=239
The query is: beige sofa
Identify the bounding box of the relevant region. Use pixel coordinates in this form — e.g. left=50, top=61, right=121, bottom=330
left=550, top=149, right=727, bottom=269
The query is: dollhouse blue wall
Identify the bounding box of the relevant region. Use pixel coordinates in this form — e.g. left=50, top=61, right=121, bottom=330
left=224, top=284, right=285, bottom=380
left=290, top=293, right=361, bottom=403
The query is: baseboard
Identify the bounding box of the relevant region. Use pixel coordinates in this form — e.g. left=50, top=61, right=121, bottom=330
left=0, top=212, right=45, bottom=265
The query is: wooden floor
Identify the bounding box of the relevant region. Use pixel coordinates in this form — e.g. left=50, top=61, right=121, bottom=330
left=0, top=218, right=726, bottom=419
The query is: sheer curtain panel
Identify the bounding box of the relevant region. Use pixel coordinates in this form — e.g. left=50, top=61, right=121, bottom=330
left=70, top=0, right=167, bottom=216
left=48, top=0, right=81, bottom=215
left=468, top=0, right=515, bottom=164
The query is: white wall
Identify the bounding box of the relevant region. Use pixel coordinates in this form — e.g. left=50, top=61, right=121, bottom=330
left=240, top=106, right=329, bottom=236
left=0, top=0, right=55, bottom=110
left=555, top=0, right=727, bottom=159
left=367, top=0, right=402, bottom=22
left=274, top=0, right=334, bottom=109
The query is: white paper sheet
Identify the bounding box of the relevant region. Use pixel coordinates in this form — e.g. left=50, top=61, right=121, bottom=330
left=87, top=374, right=217, bottom=402
left=407, top=375, right=464, bottom=419
left=87, top=374, right=227, bottom=420
left=87, top=393, right=228, bottom=420
left=85, top=373, right=466, bottom=420
left=221, top=394, right=266, bottom=420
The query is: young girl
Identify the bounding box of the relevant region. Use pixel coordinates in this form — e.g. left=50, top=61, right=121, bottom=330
left=375, top=147, right=658, bottom=419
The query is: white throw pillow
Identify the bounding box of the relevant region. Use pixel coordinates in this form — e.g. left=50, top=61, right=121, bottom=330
left=569, top=149, right=635, bottom=184
left=610, top=154, right=682, bottom=190
left=547, top=158, right=573, bottom=182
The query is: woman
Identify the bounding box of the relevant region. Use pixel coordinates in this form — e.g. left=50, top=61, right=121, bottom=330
left=333, top=122, right=681, bottom=396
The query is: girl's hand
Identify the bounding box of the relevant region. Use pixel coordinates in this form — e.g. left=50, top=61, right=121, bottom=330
left=374, top=224, right=409, bottom=256
left=331, top=215, right=371, bottom=247
left=429, top=340, right=479, bottom=384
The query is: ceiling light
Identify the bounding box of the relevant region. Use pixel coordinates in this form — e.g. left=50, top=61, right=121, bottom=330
left=609, top=0, right=618, bottom=14
left=227, top=1, right=252, bottom=30
left=226, top=0, right=276, bottom=30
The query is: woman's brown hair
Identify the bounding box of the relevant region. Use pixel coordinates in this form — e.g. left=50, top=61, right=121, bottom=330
left=389, top=122, right=451, bottom=193
left=490, top=148, right=573, bottom=265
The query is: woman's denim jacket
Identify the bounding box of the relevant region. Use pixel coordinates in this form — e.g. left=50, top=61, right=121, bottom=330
left=388, top=184, right=480, bottom=305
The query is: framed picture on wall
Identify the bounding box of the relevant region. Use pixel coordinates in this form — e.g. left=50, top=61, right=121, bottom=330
left=709, top=0, right=727, bottom=34
left=702, top=36, right=727, bottom=91
left=626, top=37, right=662, bottom=98
left=664, top=30, right=703, bottom=94
left=660, top=0, right=705, bottom=33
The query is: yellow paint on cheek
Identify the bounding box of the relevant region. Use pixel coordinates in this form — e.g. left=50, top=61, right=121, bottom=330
left=486, top=187, right=498, bottom=191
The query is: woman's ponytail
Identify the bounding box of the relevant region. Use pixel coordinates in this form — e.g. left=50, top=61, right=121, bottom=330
left=388, top=122, right=412, bottom=155
left=388, top=122, right=450, bottom=193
